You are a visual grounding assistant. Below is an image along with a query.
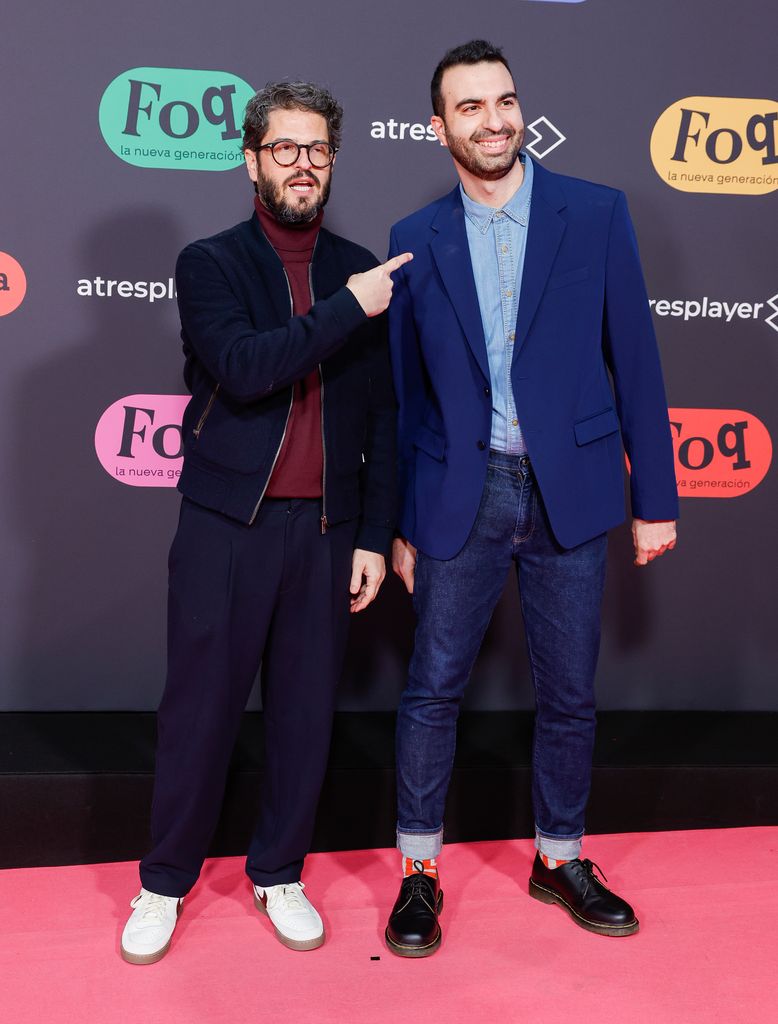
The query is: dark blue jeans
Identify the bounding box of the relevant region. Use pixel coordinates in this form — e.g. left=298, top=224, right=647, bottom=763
left=396, top=451, right=607, bottom=863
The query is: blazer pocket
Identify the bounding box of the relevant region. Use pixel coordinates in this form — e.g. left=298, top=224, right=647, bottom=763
left=546, top=266, right=589, bottom=292
left=574, top=407, right=620, bottom=446
left=413, top=423, right=446, bottom=461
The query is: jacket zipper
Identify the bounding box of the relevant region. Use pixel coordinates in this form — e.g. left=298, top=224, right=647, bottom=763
left=308, top=252, right=328, bottom=534
left=192, top=383, right=220, bottom=438
left=248, top=269, right=294, bottom=525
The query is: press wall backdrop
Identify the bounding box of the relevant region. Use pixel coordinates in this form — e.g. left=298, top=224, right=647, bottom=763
left=1, top=0, right=776, bottom=710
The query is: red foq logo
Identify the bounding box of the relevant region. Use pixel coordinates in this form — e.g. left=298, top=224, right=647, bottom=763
left=669, top=408, right=772, bottom=497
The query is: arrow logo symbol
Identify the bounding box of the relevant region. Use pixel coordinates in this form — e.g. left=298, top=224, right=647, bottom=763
left=525, top=116, right=566, bottom=159
left=765, top=293, right=778, bottom=333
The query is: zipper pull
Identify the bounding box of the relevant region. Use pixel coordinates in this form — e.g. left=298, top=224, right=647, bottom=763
left=321, top=514, right=328, bottom=535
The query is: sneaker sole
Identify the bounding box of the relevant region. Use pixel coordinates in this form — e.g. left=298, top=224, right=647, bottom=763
left=253, top=891, right=325, bottom=951
left=384, top=890, right=444, bottom=958
left=120, top=902, right=182, bottom=964
left=528, top=879, right=639, bottom=937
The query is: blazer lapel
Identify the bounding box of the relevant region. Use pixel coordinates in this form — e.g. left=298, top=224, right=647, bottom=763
left=430, top=189, right=490, bottom=384
left=514, top=164, right=567, bottom=357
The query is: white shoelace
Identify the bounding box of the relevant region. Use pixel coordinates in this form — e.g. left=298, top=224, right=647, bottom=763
left=266, top=882, right=307, bottom=914
left=129, top=891, right=176, bottom=924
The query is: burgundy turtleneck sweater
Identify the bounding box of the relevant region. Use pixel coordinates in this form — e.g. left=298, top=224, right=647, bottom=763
left=255, top=197, right=324, bottom=498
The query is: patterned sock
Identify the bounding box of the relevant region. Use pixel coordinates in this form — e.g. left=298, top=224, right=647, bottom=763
left=540, top=853, right=571, bottom=870
left=402, top=856, right=438, bottom=879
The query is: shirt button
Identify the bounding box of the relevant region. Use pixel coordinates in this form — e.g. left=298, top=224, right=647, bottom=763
left=501, top=244, right=508, bottom=254
left=477, top=440, right=486, bottom=451
left=505, top=290, right=512, bottom=298
left=512, top=419, right=518, bottom=427
left=484, top=386, right=491, bottom=396
left=508, top=331, right=515, bottom=342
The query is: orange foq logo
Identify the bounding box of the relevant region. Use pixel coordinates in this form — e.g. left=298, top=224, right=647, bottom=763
left=651, top=97, right=778, bottom=194
left=669, top=408, right=772, bottom=497
left=0, top=251, right=27, bottom=316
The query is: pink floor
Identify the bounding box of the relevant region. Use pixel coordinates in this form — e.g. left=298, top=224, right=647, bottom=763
left=1, top=828, right=776, bottom=1024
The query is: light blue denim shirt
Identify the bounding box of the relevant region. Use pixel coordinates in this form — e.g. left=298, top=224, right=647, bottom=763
left=461, top=152, right=533, bottom=453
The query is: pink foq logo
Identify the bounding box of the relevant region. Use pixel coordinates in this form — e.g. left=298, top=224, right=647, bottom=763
left=95, top=394, right=190, bottom=487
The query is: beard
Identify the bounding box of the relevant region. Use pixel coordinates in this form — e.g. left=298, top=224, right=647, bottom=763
left=256, top=169, right=331, bottom=226
left=444, top=123, right=525, bottom=181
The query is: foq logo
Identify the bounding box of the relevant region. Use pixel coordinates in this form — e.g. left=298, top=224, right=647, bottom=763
left=0, top=251, right=27, bottom=316
left=651, top=97, right=778, bottom=194
left=95, top=395, right=189, bottom=486
left=669, top=408, right=772, bottom=497
left=99, top=68, right=255, bottom=171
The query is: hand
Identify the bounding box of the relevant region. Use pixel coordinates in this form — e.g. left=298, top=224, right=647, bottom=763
left=346, top=252, right=413, bottom=317
left=631, top=519, right=677, bottom=566
left=392, top=536, right=417, bottom=594
left=349, top=549, right=386, bottom=613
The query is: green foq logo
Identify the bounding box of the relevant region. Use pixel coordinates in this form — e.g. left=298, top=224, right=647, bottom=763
left=99, top=67, right=255, bottom=170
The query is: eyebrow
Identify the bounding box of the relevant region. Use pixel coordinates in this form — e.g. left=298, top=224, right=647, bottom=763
left=454, top=91, right=518, bottom=110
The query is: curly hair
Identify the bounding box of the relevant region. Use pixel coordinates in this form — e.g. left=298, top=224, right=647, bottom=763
left=242, top=80, right=343, bottom=152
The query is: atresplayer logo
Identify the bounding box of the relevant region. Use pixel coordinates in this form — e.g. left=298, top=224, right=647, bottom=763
left=651, top=97, right=778, bottom=194
left=0, top=251, right=27, bottom=316
left=668, top=408, right=772, bottom=497
left=99, top=68, right=255, bottom=171
left=95, top=395, right=190, bottom=486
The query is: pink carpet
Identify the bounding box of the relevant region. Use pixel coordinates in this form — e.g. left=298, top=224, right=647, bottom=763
left=1, top=828, right=776, bottom=1024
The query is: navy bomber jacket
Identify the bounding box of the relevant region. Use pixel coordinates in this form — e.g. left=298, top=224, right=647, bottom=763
left=175, top=213, right=397, bottom=554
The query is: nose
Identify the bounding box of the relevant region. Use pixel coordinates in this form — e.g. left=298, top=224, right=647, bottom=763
left=482, top=104, right=506, bottom=134
left=295, top=146, right=313, bottom=170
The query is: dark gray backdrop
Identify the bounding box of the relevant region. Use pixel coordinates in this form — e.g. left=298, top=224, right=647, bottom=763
left=1, top=0, right=775, bottom=710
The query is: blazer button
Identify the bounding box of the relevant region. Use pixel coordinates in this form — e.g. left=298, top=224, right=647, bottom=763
left=483, top=386, right=491, bottom=396
left=477, top=440, right=486, bottom=451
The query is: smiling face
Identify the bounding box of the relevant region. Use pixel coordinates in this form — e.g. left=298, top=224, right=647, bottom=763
left=431, top=61, right=524, bottom=181
left=244, top=107, right=334, bottom=225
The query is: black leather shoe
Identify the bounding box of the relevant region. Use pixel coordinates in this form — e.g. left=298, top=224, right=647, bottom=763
left=385, top=868, right=444, bottom=958
left=529, top=853, right=639, bottom=936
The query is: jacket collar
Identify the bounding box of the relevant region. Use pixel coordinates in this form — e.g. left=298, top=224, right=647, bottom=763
left=429, top=160, right=567, bottom=369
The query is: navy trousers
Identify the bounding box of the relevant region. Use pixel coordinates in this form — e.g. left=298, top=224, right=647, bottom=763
left=140, top=497, right=355, bottom=897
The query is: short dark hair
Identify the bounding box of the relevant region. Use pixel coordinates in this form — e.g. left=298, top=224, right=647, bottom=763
left=242, top=80, right=343, bottom=152
left=430, top=40, right=513, bottom=119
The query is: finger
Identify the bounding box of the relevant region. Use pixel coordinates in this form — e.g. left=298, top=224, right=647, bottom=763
left=383, top=252, right=414, bottom=275
left=403, top=568, right=415, bottom=594
left=351, top=585, right=371, bottom=613
left=350, top=563, right=363, bottom=594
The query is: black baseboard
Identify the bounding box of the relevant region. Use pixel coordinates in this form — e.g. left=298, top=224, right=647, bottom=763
left=1, top=712, right=776, bottom=869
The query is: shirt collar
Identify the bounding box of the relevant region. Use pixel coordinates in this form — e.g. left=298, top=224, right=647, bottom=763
left=460, top=152, right=533, bottom=234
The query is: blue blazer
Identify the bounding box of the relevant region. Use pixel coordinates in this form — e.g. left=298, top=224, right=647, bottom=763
left=388, top=160, right=679, bottom=558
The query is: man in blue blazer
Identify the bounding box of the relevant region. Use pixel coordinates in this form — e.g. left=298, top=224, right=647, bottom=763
left=385, top=41, right=679, bottom=957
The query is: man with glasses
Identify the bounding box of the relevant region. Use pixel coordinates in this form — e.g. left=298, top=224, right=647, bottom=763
left=121, top=81, right=409, bottom=963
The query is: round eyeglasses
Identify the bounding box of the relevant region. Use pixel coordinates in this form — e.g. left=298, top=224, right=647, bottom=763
left=256, top=139, right=337, bottom=169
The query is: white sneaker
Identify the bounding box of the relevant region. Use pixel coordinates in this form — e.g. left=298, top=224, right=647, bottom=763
left=120, top=888, right=183, bottom=964
left=253, top=882, right=325, bottom=950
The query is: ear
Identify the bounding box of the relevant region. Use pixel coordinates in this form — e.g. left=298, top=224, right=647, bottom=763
left=430, top=116, right=448, bottom=149
left=244, top=148, right=258, bottom=183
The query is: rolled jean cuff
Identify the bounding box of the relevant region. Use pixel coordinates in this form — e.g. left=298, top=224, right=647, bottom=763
left=397, top=827, right=444, bottom=860
left=535, top=828, right=583, bottom=862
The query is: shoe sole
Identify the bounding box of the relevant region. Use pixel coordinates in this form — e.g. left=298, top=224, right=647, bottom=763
left=528, top=879, right=639, bottom=937
left=384, top=890, right=444, bottom=958
left=253, top=891, right=325, bottom=951
left=120, top=901, right=182, bottom=964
